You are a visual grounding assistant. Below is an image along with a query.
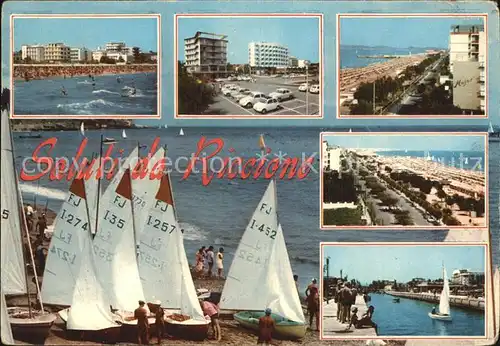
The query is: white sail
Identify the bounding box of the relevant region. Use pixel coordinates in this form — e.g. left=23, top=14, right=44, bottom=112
left=1, top=286, right=14, bottom=344
left=489, top=122, right=494, bottom=134
left=80, top=122, right=85, bottom=137
left=122, top=129, right=127, bottom=139
left=131, top=147, right=165, bottom=239
left=137, top=176, right=203, bottom=320
left=267, top=224, right=305, bottom=323
left=349, top=128, right=352, bottom=133
left=179, top=128, right=184, bottom=136
left=439, top=267, right=451, bottom=316
left=41, top=178, right=95, bottom=306
left=1, top=109, right=27, bottom=295
left=92, top=147, right=146, bottom=312
left=67, top=179, right=118, bottom=331
left=221, top=181, right=299, bottom=317
left=164, top=124, right=168, bottom=129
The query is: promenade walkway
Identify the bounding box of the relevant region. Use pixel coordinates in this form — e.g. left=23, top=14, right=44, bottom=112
left=322, top=295, right=377, bottom=337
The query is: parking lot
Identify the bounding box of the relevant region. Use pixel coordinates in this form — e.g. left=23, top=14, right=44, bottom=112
left=206, top=76, right=321, bottom=116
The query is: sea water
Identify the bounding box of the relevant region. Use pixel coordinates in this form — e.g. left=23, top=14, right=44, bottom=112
left=13, top=72, right=157, bottom=115
left=12, top=127, right=499, bottom=291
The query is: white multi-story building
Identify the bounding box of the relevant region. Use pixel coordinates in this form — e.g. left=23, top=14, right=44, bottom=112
left=21, top=44, right=45, bottom=62
left=184, top=32, right=228, bottom=76
left=322, top=141, right=341, bottom=172
left=248, top=42, right=289, bottom=69
left=44, top=43, right=71, bottom=62
left=70, top=47, right=92, bottom=62
left=289, top=56, right=298, bottom=67
left=451, top=269, right=485, bottom=286
left=92, top=50, right=106, bottom=62
left=449, top=24, right=485, bottom=112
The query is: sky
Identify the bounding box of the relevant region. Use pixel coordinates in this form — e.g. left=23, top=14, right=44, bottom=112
left=340, top=17, right=485, bottom=48
left=323, top=245, right=486, bottom=285
left=324, top=135, right=485, bottom=152
left=13, top=17, right=158, bottom=51
left=177, top=16, right=320, bottom=64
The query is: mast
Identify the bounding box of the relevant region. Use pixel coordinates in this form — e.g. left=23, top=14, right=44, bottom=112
left=94, top=135, right=104, bottom=238
left=6, top=111, right=35, bottom=316
left=132, top=142, right=139, bottom=255
left=164, top=145, right=178, bottom=220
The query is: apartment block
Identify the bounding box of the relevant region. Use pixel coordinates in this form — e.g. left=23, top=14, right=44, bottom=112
left=21, top=44, right=45, bottom=62
left=70, top=47, right=92, bottom=62
left=184, top=32, right=228, bottom=76
left=44, top=43, right=71, bottom=62
left=248, top=42, right=289, bottom=69
left=449, top=24, right=485, bottom=112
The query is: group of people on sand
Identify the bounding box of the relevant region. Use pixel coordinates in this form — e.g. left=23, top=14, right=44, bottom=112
left=24, top=204, right=50, bottom=274
left=328, top=281, right=378, bottom=332
left=14, top=65, right=156, bottom=81
left=194, top=246, right=224, bottom=279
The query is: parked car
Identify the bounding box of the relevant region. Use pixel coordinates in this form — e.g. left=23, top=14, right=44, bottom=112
left=233, top=88, right=251, bottom=100
left=298, top=83, right=309, bottom=92
left=269, top=88, right=294, bottom=101
left=309, top=84, right=320, bottom=94
left=239, top=92, right=268, bottom=108
left=253, top=98, right=280, bottom=114
left=230, top=87, right=249, bottom=98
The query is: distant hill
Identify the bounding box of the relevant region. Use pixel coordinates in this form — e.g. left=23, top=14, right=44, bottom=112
left=11, top=119, right=133, bottom=132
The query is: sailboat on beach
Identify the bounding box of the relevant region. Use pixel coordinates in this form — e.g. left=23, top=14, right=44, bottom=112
left=1, top=109, right=56, bottom=343
left=428, top=265, right=452, bottom=321
left=220, top=180, right=306, bottom=340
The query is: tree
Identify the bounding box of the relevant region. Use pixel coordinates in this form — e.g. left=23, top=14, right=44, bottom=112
left=118, top=56, right=125, bottom=63
left=177, top=61, right=214, bottom=115
left=132, top=47, right=141, bottom=62
left=437, top=189, right=447, bottom=200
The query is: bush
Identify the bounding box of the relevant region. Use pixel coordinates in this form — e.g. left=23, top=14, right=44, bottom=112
left=323, top=208, right=364, bottom=226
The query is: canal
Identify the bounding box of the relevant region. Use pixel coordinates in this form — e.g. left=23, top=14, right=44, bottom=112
left=369, top=293, right=485, bottom=336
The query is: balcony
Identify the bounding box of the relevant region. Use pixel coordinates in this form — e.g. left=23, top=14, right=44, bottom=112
left=479, top=73, right=485, bottom=82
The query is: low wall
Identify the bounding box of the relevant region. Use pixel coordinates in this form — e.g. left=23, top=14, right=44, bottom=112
left=386, top=291, right=484, bottom=311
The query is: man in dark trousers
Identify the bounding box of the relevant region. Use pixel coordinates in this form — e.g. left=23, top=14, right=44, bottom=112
left=152, top=300, right=164, bottom=344
left=258, top=308, right=275, bottom=345
left=36, top=215, right=47, bottom=238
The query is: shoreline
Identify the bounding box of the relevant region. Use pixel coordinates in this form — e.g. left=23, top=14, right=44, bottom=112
left=13, top=64, right=157, bottom=81
left=385, top=291, right=485, bottom=311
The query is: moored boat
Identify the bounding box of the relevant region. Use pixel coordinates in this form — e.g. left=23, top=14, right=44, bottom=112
left=164, top=313, right=210, bottom=341
left=234, top=311, right=305, bottom=340
left=8, top=307, right=56, bottom=343
left=393, top=298, right=400, bottom=303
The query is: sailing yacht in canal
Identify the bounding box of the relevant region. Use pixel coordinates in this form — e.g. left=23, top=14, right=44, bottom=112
left=428, top=265, right=452, bottom=321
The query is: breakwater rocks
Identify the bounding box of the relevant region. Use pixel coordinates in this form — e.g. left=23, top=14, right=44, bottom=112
left=385, top=291, right=485, bottom=311
left=13, top=64, right=157, bottom=81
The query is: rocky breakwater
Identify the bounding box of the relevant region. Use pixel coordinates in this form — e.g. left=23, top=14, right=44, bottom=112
left=13, top=63, right=157, bottom=81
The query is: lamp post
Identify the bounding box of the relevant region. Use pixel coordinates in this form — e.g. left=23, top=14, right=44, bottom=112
left=305, top=60, right=310, bottom=115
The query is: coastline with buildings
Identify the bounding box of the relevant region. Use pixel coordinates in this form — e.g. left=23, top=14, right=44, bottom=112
left=339, top=18, right=485, bottom=115
left=322, top=245, right=486, bottom=337
left=321, top=135, right=486, bottom=227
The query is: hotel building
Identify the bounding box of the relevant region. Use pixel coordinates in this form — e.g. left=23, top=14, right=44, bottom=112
left=184, top=31, right=228, bottom=76
left=248, top=42, right=289, bottom=69
left=70, top=47, right=92, bottom=62
left=44, top=43, right=71, bottom=62
left=449, top=24, right=486, bottom=112
left=21, top=44, right=45, bottom=62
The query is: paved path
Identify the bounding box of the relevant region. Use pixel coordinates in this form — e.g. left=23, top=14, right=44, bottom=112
left=322, top=295, right=377, bottom=337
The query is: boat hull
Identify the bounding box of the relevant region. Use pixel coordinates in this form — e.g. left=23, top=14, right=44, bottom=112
left=165, top=315, right=210, bottom=341
left=234, top=311, right=306, bottom=340
left=65, top=326, right=122, bottom=343
left=8, top=307, right=56, bottom=343
left=428, top=312, right=452, bottom=321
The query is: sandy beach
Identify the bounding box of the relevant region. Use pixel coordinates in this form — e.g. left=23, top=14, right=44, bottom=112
left=13, top=64, right=157, bottom=81
left=339, top=55, right=426, bottom=93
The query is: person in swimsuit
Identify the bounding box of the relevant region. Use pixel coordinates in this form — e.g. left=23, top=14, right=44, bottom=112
left=305, top=279, right=320, bottom=331
left=257, top=308, right=275, bottom=345
left=128, top=300, right=150, bottom=345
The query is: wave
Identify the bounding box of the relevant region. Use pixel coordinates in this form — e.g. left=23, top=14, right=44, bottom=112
left=57, top=99, right=123, bottom=112
left=291, top=256, right=320, bottom=266
left=77, top=80, right=92, bottom=85
left=179, top=222, right=208, bottom=242
left=20, top=183, right=67, bottom=201
left=92, top=89, right=121, bottom=95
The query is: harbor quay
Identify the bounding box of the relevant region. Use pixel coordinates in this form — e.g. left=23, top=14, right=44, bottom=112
left=385, top=291, right=485, bottom=311
left=322, top=295, right=377, bottom=337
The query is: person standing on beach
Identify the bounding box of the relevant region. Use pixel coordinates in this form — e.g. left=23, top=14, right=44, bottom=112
left=336, top=282, right=343, bottom=322
left=36, top=215, right=47, bottom=238
left=305, top=279, right=320, bottom=331
left=206, top=246, right=215, bottom=277
left=341, top=283, right=352, bottom=324
left=194, top=248, right=204, bottom=275
left=257, top=308, right=275, bottom=345
left=216, top=247, right=224, bottom=278
left=200, top=299, right=221, bottom=341
left=351, top=285, right=358, bottom=308
left=128, top=300, right=150, bottom=345
left=152, top=300, right=165, bottom=344
left=293, top=275, right=300, bottom=293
